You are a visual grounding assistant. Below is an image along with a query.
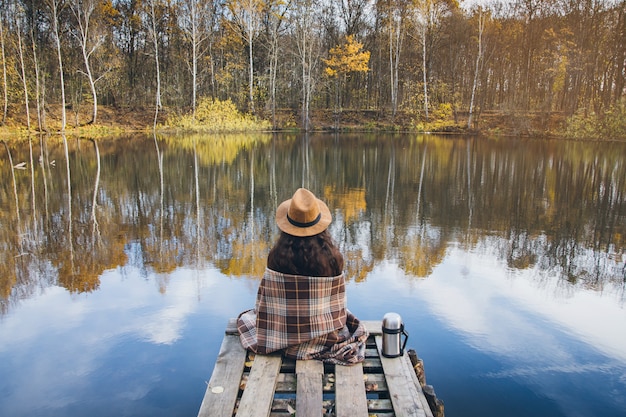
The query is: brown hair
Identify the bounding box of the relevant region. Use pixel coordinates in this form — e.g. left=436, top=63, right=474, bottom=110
left=267, top=230, right=344, bottom=277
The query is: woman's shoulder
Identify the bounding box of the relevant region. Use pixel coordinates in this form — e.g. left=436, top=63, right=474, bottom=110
left=265, top=267, right=344, bottom=280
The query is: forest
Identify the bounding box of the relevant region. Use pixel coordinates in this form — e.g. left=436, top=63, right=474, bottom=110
left=0, top=0, right=624, bottom=137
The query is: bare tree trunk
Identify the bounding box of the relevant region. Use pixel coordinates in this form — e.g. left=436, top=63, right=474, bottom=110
left=71, top=0, right=100, bottom=124
left=191, top=26, right=198, bottom=115
left=82, top=47, right=98, bottom=125
left=31, top=30, right=44, bottom=132
left=266, top=1, right=289, bottom=129
left=45, top=0, right=68, bottom=131
left=300, top=28, right=308, bottom=130
left=247, top=25, right=255, bottom=114
left=267, top=7, right=281, bottom=127
left=229, top=0, right=261, bottom=114
left=182, top=0, right=215, bottom=117
left=269, top=38, right=278, bottom=126
left=468, top=7, right=485, bottom=129
left=421, top=22, right=429, bottom=121
left=15, top=19, right=31, bottom=132
left=295, top=0, right=320, bottom=132
left=148, top=0, right=162, bottom=130
left=0, top=18, right=8, bottom=125
left=389, top=5, right=403, bottom=118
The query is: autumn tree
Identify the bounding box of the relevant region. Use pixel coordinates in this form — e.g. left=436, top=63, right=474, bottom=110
left=227, top=0, right=264, bottom=114
left=146, top=0, right=162, bottom=128
left=69, top=0, right=110, bottom=124
left=292, top=0, right=323, bottom=131
left=13, top=4, right=30, bottom=131
left=411, top=0, right=454, bottom=121
left=260, top=0, right=290, bottom=128
left=179, top=0, right=217, bottom=115
left=376, top=0, right=410, bottom=117
left=323, top=34, right=370, bottom=127
left=0, top=9, right=6, bottom=125
left=468, top=5, right=487, bottom=129
left=338, top=0, right=370, bottom=37
left=112, top=0, right=147, bottom=105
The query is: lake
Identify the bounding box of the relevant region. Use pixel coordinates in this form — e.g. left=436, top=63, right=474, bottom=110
left=0, top=132, right=625, bottom=417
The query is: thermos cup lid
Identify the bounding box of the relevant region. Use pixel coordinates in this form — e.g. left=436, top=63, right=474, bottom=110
left=382, top=312, right=403, bottom=331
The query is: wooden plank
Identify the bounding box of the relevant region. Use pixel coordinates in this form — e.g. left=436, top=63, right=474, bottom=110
left=402, top=354, right=435, bottom=417
left=295, top=360, right=324, bottom=417
left=335, top=363, right=369, bottom=417
left=362, top=320, right=382, bottom=335
left=235, top=353, right=282, bottom=417
left=225, top=317, right=238, bottom=335
left=367, top=399, right=395, bottom=412
left=197, top=334, right=247, bottom=417
left=375, top=335, right=428, bottom=417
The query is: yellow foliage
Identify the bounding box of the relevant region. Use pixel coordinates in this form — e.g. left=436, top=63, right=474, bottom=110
left=99, top=0, right=120, bottom=25
left=323, top=35, right=370, bottom=78
left=164, top=98, right=271, bottom=132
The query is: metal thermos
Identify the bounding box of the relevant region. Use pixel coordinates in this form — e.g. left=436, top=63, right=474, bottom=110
left=382, top=312, right=409, bottom=358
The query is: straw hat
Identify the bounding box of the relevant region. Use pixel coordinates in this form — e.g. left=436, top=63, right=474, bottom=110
left=276, top=188, right=332, bottom=237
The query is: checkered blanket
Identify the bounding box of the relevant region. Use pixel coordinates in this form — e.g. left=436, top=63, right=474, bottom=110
left=237, top=268, right=368, bottom=365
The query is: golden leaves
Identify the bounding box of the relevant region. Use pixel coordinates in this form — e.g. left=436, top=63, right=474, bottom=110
left=323, top=35, right=371, bottom=78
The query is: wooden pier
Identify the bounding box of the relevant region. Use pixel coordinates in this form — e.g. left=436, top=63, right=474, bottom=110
left=197, top=319, right=442, bottom=417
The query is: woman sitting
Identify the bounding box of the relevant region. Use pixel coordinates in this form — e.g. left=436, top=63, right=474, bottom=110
left=237, top=188, right=367, bottom=365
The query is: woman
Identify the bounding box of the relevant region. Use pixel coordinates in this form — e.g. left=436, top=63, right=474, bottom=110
left=237, top=188, right=367, bottom=365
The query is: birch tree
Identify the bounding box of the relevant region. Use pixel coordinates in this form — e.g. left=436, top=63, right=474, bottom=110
left=227, top=0, right=264, bottom=114
left=468, top=6, right=486, bottom=129
left=0, top=11, right=8, bottom=126
left=179, top=0, right=216, bottom=115
left=293, top=0, right=322, bottom=131
left=412, top=0, right=452, bottom=121
left=263, top=0, right=290, bottom=128
left=14, top=11, right=30, bottom=131
left=70, top=0, right=105, bottom=124
left=30, top=27, right=45, bottom=131
left=379, top=0, right=408, bottom=117
left=147, top=0, right=161, bottom=129
left=45, top=0, right=67, bottom=131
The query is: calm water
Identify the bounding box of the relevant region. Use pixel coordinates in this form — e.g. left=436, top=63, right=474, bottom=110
left=0, top=133, right=625, bottom=417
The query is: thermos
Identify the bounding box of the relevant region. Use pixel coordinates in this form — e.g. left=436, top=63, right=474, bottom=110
left=382, top=312, right=409, bottom=358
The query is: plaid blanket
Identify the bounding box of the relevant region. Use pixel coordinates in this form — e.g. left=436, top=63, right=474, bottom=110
left=237, top=268, right=368, bottom=365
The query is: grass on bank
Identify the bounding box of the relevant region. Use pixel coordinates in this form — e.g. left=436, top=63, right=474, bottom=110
left=563, top=100, right=626, bottom=140
left=1, top=97, right=625, bottom=140
left=162, top=98, right=272, bottom=133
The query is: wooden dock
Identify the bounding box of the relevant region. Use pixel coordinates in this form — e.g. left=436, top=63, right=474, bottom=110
left=197, top=319, right=441, bottom=417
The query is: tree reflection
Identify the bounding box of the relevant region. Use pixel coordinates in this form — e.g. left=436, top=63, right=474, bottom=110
left=0, top=134, right=624, bottom=314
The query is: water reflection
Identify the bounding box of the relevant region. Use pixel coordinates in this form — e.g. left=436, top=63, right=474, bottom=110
left=1, top=132, right=625, bottom=417
left=0, top=133, right=624, bottom=312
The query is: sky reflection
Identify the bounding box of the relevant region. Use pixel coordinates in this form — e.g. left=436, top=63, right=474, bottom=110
left=0, top=265, right=255, bottom=417
left=391, top=245, right=626, bottom=417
